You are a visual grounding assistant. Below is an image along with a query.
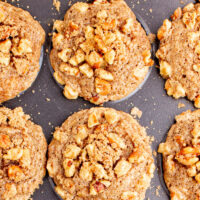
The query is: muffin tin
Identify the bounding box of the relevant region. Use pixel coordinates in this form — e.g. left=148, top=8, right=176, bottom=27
left=3, top=0, right=196, bottom=199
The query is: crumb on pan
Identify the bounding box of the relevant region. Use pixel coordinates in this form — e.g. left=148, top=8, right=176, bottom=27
left=178, top=102, right=186, bottom=108
left=130, top=107, right=142, bottom=119
left=53, top=0, right=61, bottom=12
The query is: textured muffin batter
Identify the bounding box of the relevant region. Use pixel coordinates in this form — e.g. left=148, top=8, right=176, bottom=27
left=0, top=107, right=47, bottom=200
left=156, top=3, right=200, bottom=108
left=50, top=0, right=153, bottom=105
left=0, top=2, right=45, bottom=103
left=47, top=107, right=155, bottom=200
left=158, top=110, right=200, bottom=200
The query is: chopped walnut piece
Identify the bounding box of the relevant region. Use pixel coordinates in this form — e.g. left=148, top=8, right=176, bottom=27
left=54, top=72, right=65, bottom=85
left=104, top=49, right=115, bottom=65
left=85, top=26, right=95, bottom=39
left=0, top=52, right=10, bottom=66
left=160, top=61, right=172, bottom=78
left=114, top=160, right=132, bottom=177
left=0, top=134, right=11, bottom=149
left=88, top=112, right=100, bottom=128
left=69, top=22, right=79, bottom=31
left=0, top=39, right=11, bottom=53
left=92, top=163, right=108, bottom=179
left=86, top=144, right=95, bottom=157
left=194, top=96, right=200, bottom=108
left=12, top=39, right=32, bottom=55
left=165, top=80, right=185, bottom=99
left=102, top=19, right=117, bottom=30
left=58, top=48, right=72, bottom=62
left=187, top=165, right=197, bottom=177
left=79, top=162, right=93, bottom=181
left=171, top=7, right=182, bottom=20
left=193, top=64, right=200, bottom=73
left=195, top=42, right=200, bottom=55
left=63, top=159, right=76, bottom=177
left=97, top=10, right=107, bottom=19
left=121, top=191, right=138, bottom=200
left=142, top=50, right=154, bottom=66
left=52, top=33, right=64, bottom=48
left=63, top=144, right=81, bottom=159
left=74, top=2, right=89, bottom=13
left=182, top=11, right=197, bottom=29
left=96, top=68, right=114, bottom=81
left=183, top=3, right=194, bottom=13
left=175, top=147, right=200, bottom=166
left=63, top=85, right=79, bottom=99
left=79, top=63, right=94, bottom=78
left=75, top=125, right=88, bottom=145
left=157, top=19, right=172, bottom=40
left=128, top=148, right=145, bottom=164
left=3, top=183, right=17, bottom=199
left=195, top=173, right=200, bottom=184
left=55, top=186, right=67, bottom=199
left=59, top=63, right=79, bottom=76
left=94, top=35, right=107, bottom=53
left=158, top=143, right=171, bottom=155
left=3, top=148, right=23, bottom=160
left=104, top=110, right=119, bottom=124
left=53, top=20, right=64, bottom=33
left=13, top=58, right=30, bottom=75
left=20, top=149, right=31, bottom=168
left=0, top=11, right=5, bottom=23
left=53, top=130, right=65, bottom=142
left=86, top=51, right=104, bottom=68
left=122, top=18, right=134, bottom=33
left=107, top=133, right=126, bottom=149
left=90, top=181, right=106, bottom=195
left=104, top=31, right=116, bottom=45
left=8, top=165, right=24, bottom=182
left=95, top=78, right=111, bottom=95
left=188, top=32, right=200, bottom=45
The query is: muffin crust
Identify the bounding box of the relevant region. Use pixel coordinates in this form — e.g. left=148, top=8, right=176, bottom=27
left=50, top=0, right=153, bottom=104
left=47, top=107, right=155, bottom=200
left=0, top=2, right=45, bottom=103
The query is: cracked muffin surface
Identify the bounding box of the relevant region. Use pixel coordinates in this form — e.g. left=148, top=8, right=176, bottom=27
left=156, top=3, right=200, bottom=108
left=0, top=107, right=47, bottom=200
left=50, top=0, right=153, bottom=105
left=47, top=107, right=155, bottom=200
left=158, top=110, right=200, bottom=200
left=0, top=2, right=45, bottom=103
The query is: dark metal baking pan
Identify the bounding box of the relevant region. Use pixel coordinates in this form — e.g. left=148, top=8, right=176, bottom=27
left=3, top=0, right=197, bottom=199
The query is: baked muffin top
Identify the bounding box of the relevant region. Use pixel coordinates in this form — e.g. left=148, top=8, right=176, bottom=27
left=0, top=107, right=47, bottom=200
left=156, top=3, right=200, bottom=108
left=50, top=0, right=153, bottom=105
left=0, top=2, right=45, bottom=103
left=47, top=107, right=155, bottom=200
left=159, top=109, right=200, bottom=200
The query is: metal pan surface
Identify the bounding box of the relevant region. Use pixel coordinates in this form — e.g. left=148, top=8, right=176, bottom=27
left=3, top=0, right=196, bottom=199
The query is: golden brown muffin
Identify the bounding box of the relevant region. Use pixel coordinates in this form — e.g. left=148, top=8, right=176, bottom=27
left=47, top=107, right=155, bottom=200
left=156, top=3, right=200, bottom=108
left=158, top=110, right=200, bottom=200
left=0, top=107, right=47, bottom=200
left=50, top=0, right=153, bottom=105
left=0, top=2, right=45, bottom=103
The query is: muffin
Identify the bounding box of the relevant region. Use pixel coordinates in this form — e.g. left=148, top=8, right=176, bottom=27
left=158, top=110, right=200, bottom=200
left=50, top=0, right=154, bottom=105
left=156, top=2, right=200, bottom=108
left=0, top=107, right=47, bottom=200
left=0, top=2, right=45, bottom=103
left=47, top=107, right=155, bottom=200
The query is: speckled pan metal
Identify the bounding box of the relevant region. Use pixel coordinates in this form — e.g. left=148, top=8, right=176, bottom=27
left=2, top=0, right=197, bottom=200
